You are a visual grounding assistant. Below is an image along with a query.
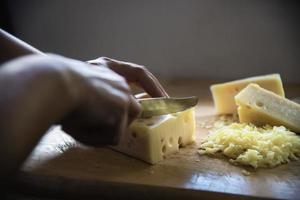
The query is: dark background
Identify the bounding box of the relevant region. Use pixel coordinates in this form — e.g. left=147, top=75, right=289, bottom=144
left=1, top=0, right=300, bottom=82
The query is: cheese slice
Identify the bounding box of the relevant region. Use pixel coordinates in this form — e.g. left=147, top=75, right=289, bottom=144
left=111, top=108, right=196, bottom=164
left=235, top=84, right=300, bottom=133
left=210, top=74, right=285, bottom=114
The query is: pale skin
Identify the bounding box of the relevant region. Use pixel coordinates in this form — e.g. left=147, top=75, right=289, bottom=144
left=0, top=29, right=168, bottom=179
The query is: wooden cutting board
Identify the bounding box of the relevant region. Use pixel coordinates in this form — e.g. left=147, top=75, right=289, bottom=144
left=13, top=81, right=300, bottom=200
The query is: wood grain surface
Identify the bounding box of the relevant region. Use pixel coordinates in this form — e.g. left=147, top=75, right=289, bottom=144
left=13, top=80, right=300, bottom=200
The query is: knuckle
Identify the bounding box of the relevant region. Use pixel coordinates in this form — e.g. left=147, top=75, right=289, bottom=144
left=96, top=56, right=107, bottom=60
left=91, top=57, right=107, bottom=66
left=99, top=57, right=114, bottom=66
left=99, top=56, right=111, bottom=61
left=117, top=77, right=130, bottom=91
left=89, top=57, right=113, bottom=66
left=134, top=65, right=148, bottom=74
left=117, top=75, right=127, bottom=83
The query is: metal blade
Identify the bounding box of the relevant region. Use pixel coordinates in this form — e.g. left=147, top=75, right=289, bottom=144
left=137, top=96, right=198, bottom=118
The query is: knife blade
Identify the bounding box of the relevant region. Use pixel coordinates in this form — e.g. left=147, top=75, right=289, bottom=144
left=137, top=96, right=198, bottom=118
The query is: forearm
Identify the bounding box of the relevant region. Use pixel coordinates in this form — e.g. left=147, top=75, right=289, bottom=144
left=0, top=29, right=44, bottom=64
left=0, top=56, right=76, bottom=178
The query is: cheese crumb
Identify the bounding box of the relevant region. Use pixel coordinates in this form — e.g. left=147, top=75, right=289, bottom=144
left=198, top=123, right=300, bottom=168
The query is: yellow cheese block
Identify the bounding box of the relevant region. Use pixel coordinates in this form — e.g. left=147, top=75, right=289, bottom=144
left=112, top=108, right=196, bottom=164
left=235, top=84, right=300, bottom=133
left=210, top=74, right=285, bottom=114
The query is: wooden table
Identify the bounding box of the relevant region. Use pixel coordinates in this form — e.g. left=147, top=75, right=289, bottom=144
left=11, top=80, right=300, bottom=200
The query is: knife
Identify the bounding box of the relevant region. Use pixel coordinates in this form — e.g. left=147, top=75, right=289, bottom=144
left=137, top=96, right=198, bottom=118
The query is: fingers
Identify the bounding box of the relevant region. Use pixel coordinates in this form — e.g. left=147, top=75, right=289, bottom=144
left=134, top=67, right=169, bottom=97
left=62, top=121, right=125, bottom=146
left=81, top=85, right=131, bottom=145
left=128, top=95, right=141, bottom=124
left=62, top=124, right=118, bottom=146
left=61, top=103, right=127, bottom=146
left=87, top=66, right=141, bottom=122
left=60, top=77, right=139, bottom=146
left=90, top=65, right=131, bottom=93
left=94, top=57, right=169, bottom=97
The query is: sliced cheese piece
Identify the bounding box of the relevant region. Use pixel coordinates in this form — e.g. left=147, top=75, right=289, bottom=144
left=112, top=108, right=196, bottom=164
left=235, top=84, right=300, bottom=133
left=210, top=74, right=285, bottom=114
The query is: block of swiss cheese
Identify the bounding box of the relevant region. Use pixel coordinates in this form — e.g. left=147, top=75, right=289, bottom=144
left=210, top=74, right=285, bottom=114
left=235, top=84, right=300, bottom=133
left=111, top=108, right=196, bottom=164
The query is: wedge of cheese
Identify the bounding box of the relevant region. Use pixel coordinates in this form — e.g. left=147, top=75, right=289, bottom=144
left=235, top=84, right=300, bottom=133
left=112, top=108, right=196, bottom=164
left=210, top=74, right=285, bottom=114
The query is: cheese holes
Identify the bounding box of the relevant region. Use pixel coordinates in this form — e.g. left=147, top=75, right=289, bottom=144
left=178, top=137, right=183, bottom=147
left=256, top=101, right=264, bottom=108
left=162, top=145, right=166, bottom=153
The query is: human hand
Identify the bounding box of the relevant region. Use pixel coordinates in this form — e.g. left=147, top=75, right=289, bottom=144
left=55, top=56, right=142, bottom=145
left=0, top=54, right=143, bottom=177
left=0, top=54, right=141, bottom=147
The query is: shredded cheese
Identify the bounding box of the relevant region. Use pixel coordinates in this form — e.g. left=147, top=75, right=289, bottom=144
left=198, top=123, right=300, bottom=168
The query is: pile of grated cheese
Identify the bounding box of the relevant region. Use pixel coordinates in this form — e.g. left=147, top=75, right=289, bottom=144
left=198, top=123, right=300, bottom=168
